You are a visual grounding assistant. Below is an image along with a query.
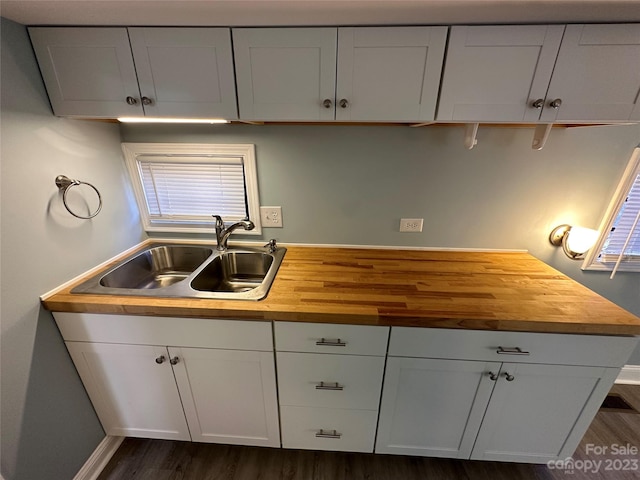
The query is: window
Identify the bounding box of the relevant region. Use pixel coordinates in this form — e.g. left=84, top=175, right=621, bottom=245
left=583, top=146, right=640, bottom=274
left=122, top=143, right=261, bottom=234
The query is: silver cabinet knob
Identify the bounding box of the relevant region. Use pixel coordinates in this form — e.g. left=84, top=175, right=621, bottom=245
left=488, top=372, right=498, bottom=381
left=126, top=96, right=138, bottom=105
left=504, top=372, right=515, bottom=382
left=531, top=99, right=544, bottom=109
left=322, top=99, right=333, bottom=109
left=549, top=98, right=562, bottom=109
left=169, top=356, right=180, bottom=365
left=141, top=96, right=153, bottom=106
left=155, top=355, right=166, bottom=364
left=339, top=99, right=349, bottom=108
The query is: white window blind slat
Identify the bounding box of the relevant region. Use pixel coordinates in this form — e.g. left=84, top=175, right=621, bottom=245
left=599, top=172, right=640, bottom=262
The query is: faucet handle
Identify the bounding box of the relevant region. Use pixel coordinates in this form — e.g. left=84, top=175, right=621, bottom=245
left=212, top=215, right=225, bottom=228
left=264, top=239, right=277, bottom=253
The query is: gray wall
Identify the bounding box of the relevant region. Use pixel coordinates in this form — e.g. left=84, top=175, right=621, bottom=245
left=121, top=123, right=640, bottom=364
left=1, top=18, right=145, bottom=480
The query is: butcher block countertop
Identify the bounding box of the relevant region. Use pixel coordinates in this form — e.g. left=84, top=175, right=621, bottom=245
left=42, top=244, right=640, bottom=336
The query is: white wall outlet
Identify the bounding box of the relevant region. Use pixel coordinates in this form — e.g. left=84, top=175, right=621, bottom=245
left=400, top=218, right=424, bottom=232
left=260, top=206, right=283, bottom=227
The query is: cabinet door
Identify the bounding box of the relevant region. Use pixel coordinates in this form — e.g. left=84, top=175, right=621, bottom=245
left=28, top=28, right=143, bottom=117
left=170, top=347, right=280, bottom=447
left=65, top=342, right=190, bottom=440
left=376, top=357, right=500, bottom=459
left=437, top=25, right=564, bottom=122
left=233, top=28, right=337, bottom=121
left=335, top=27, right=447, bottom=122
left=471, top=363, right=620, bottom=463
left=541, top=24, right=640, bottom=122
left=128, top=28, right=238, bottom=119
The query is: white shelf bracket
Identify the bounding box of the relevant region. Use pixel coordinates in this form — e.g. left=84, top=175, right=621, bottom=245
left=532, top=123, right=553, bottom=150
left=464, top=123, right=479, bottom=150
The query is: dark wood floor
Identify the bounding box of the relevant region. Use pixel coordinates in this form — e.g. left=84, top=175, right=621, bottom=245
left=98, top=385, right=640, bottom=480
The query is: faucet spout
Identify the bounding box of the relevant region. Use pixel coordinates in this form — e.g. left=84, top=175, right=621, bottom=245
left=212, top=215, right=255, bottom=251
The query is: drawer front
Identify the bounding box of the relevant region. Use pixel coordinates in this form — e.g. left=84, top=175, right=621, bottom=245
left=389, top=327, right=639, bottom=367
left=275, top=322, right=389, bottom=356
left=277, top=352, right=385, bottom=410
left=53, top=312, right=273, bottom=351
left=280, top=406, right=378, bottom=453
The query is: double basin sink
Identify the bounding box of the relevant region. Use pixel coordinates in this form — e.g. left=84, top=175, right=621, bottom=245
left=71, top=243, right=286, bottom=301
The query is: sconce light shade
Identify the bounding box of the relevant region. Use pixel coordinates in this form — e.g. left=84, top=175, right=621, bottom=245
left=549, top=224, right=599, bottom=259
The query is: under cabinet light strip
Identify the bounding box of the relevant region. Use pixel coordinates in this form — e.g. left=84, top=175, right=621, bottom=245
left=118, top=117, right=230, bottom=124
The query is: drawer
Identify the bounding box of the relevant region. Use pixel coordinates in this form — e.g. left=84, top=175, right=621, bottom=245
left=277, top=352, right=385, bottom=410
left=53, top=312, right=273, bottom=351
left=388, top=327, right=639, bottom=367
left=280, top=406, right=378, bottom=453
left=275, top=322, right=389, bottom=356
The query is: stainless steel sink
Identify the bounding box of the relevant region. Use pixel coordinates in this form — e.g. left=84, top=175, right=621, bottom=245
left=71, top=243, right=286, bottom=301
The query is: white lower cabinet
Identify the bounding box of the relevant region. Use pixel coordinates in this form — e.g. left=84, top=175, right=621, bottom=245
left=376, top=327, right=638, bottom=464
left=55, top=313, right=280, bottom=447
left=274, top=322, right=389, bottom=453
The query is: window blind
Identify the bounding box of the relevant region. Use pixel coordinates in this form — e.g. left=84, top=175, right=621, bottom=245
left=599, top=171, right=640, bottom=263
left=137, top=156, right=248, bottom=224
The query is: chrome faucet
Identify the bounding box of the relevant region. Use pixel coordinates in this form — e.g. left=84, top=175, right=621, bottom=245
left=212, top=215, right=255, bottom=251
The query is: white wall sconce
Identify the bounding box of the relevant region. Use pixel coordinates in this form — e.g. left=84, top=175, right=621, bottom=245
left=549, top=224, right=599, bottom=259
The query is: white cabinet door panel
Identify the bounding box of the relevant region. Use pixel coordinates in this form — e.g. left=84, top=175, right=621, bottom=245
left=541, top=24, right=640, bottom=122
left=233, top=28, right=337, bottom=121
left=471, top=363, right=620, bottom=463
left=29, top=27, right=143, bottom=117
left=437, top=25, right=564, bottom=122
left=171, top=347, right=280, bottom=447
left=336, top=27, right=447, bottom=122
left=65, top=342, right=190, bottom=440
left=128, top=28, right=238, bottom=119
left=277, top=352, right=385, bottom=410
left=376, top=357, right=500, bottom=458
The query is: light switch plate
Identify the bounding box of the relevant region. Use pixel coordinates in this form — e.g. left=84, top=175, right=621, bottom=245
left=400, top=218, right=424, bottom=232
left=260, top=206, right=283, bottom=227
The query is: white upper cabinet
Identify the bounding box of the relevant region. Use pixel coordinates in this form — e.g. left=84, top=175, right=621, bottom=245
left=29, top=27, right=238, bottom=119
left=233, top=27, right=447, bottom=122
left=438, top=23, right=640, bottom=123
left=437, top=25, right=564, bottom=122
left=29, top=28, right=144, bottom=117
left=233, top=28, right=338, bottom=121
left=541, top=24, right=640, bottom=123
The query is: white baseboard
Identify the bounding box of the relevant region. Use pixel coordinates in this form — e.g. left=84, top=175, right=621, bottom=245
left=616, top=365, right=640, bottom=385
left=74, top=436, right=124, bottom=480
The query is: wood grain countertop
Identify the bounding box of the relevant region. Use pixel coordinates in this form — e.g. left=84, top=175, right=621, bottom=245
left=41, top=244, right=640, bottom=335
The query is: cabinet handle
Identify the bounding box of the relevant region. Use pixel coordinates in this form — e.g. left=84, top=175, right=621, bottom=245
left=155, top=355, right=166, bottom=364
left=504, top=372, right=515, bottom=382
left=316, top=381, right=344, bottom=391
left=549, top=98, right=562, bottom=109
left=488, top=371, right=498, bottom=381
left=339, top=99, right=349, bottom=109
left=531, top=99, right=544, bottom=109
left=169, top=356, right=180, bottom=365
left=496, top=346, right=530, bottom=355
left=316, top=338, right=347, bottom=347
left=126, top=96, right=138, bottom=105
left=315, top=429, right=342, bottom=439
left=322, top=99, right=333, bottom=109
left=141, top=96, right=153, bottom=106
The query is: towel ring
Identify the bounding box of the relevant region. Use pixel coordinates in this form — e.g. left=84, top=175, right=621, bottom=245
left=55, top=175, right=103, bottom=219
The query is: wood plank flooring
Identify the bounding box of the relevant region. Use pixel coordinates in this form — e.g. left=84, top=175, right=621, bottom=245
left=98, top=385, right=640, bottom=480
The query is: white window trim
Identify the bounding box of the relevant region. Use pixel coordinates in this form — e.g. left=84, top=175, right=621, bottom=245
left=122, top=142, right=262, bottom=234
left=582, top=146, right=640, bottom=272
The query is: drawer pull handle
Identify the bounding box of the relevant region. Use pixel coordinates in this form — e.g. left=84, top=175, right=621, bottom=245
left=315, top=429, right=342, bottom=439
left=496, top=346, right=530, bottom=355
left=316, top=338, right=347, bottom=347
left=488, top=371, right=498, bottom=381
left=316, top=381, right=344, bottom=391
left=504, top=372, right=515, bottom=382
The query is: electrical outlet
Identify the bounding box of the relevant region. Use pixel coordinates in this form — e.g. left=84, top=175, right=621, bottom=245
left=260, top=206, right=283, bottom=227
left=400, top=218, right=424, bottom=232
